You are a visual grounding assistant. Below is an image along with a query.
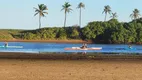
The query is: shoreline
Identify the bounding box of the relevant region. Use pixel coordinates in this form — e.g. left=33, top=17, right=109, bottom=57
left=0, top=39, right=142, bottom=44
left=0, top=39, right=93, bottom=43
left=0, top=52, right=142, bottom=60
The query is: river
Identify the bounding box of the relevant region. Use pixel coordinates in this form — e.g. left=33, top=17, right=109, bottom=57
left=0, top=42, right=142, bottom=54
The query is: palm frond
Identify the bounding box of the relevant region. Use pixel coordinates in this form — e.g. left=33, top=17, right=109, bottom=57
left=130, top=8, right=141, bottom=20
left=61, top=8, right=64, bottom=11
left=102, top=5, right=111, bottom=14
left=110, top=12, right=117, bottom=19
left=102, top=11, right=105, bottom=14
left=43, top=12, right=48, bottom=14
left=34, top=4, right=48, bottom=17
left=108, top=10, right=112, bottom=14
left=34, top=12, right=38, bottom=16
left=41, top=13, right=46, bottom=17
left=61, top=2, right=72, bottom=13
left=42, top=5, right=48, bottom=10
left=77, top=2, right=85, bottom=9
left=38, top=4, right=43, bottom=10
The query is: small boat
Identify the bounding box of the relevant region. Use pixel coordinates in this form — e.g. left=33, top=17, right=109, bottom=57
left=0, top=46, right=23, bottom=48
left=64, top=47, right=102, bottom=50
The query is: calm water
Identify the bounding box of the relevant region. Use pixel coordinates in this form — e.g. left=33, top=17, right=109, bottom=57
left=0, top=42, right=142, bottom=54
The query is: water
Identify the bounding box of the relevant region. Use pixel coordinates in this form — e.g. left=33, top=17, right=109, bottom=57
left=0, top=42, right=142, bottom=54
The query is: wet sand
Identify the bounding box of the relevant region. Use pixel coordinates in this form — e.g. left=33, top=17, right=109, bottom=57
left=0, top=52, right=142, bottom=80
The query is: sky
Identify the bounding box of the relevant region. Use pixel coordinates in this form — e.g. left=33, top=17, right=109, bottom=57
left=0, top=0, right=142, bottom=29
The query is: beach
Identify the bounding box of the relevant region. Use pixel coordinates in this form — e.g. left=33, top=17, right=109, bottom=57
left=0, top=52, right=142, bottom=80
left=0, top=59, right=142, bottom=80
left=1, top=0, right=142, bottom=79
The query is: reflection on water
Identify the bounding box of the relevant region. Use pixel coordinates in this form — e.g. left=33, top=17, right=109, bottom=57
left=0, top=42, right=142, bottom=54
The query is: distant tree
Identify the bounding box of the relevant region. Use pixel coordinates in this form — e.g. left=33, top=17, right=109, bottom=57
left=70, top=28, right=79, bottom=39
left=130, top=9, right=141, bottom=20
left=23, top=32, right=36, bottom=40
left=102, top=5, right=111, bottom=21
left=82, top=27, right=93, bottom=40
left=136, top=23, right=142, bottom=42
left=111, top=24, right=126, bottom=43
left=77, top=2, right=85, bottom=27
left=58, top=28, right=67, bottom=39
left=40, top=28, right=56, bottom=39
left=34, top=4, right=48, bottom=29
left=61, top=2, right=72, bottom=28
left=110, top=12, right=117, bottom=19
left=82, top=22, right=104, bottom=40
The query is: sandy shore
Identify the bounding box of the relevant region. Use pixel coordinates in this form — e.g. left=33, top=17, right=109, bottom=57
left=0, top=52, right=142, bottom=80
left=0, top=59, right=142, bottom=80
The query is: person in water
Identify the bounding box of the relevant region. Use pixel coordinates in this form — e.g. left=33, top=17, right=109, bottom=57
left=128, top=45, right=132, bottom=49
left=80, top=43, right=88, bottom=49
left=4, top=42, right=8, bottom=47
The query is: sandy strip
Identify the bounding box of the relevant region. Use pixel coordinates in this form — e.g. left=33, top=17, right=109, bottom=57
left=0, top=52, right=142, bottom=60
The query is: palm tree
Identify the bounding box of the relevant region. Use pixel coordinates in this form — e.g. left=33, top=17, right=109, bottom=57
left=110, top=12, right=117, bottom=19
left=61, top=2, right=72, bottom=27
left=34, top=4, right=48, bottom=29
left=77, top=2, right=85, bottom=27
left=102, top=5, right=111, bottom=21
left=130, top=9, right=141, bottom=20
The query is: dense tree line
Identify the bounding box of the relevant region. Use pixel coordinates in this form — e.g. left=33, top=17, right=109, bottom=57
left=17, top=26, right=80, bottom=40
left=12, top=18, right=142, bottom=44
left=82, top=18, right=142, bottom=44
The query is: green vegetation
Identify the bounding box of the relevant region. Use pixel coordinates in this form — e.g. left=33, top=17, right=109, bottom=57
left=1, top=18, right=142, bottom=44
left=0, top=29, right=22, bottom=40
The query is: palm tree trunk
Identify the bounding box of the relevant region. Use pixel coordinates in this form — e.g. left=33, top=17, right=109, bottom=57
left=79, top=8, right=81, bottom=27
left=64, top=12, right=67, bottom=28
left=39, top=15, right=41, bottom=29
left=104, top=13, right=107, bottom=21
